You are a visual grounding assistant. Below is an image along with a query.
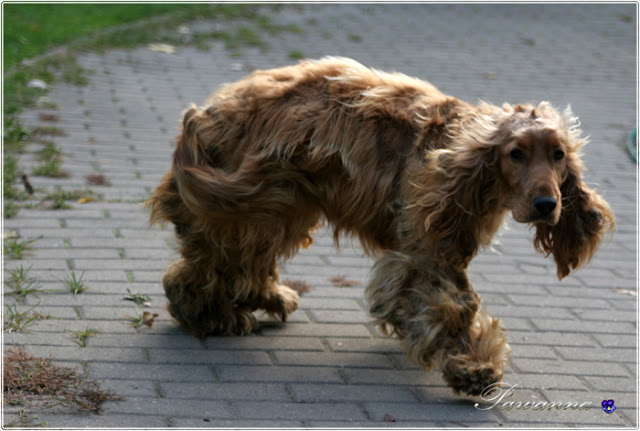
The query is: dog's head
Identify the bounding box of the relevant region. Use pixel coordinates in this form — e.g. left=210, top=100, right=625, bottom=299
left=496, top=103, right=571, bottom=226
left=412, top=102, right=614, bottom=278
left=495, top=103, right=614, bottom=279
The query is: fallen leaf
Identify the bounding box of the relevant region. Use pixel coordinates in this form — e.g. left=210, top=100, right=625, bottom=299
left=282, top=279, right=314, bottom=295
left=39, top=113, right=59, bottom=122
left=142, top=312, right=159, bottom=328
left=2, top=230, right=19, bottom=239
left=86, top=174, right=110, bottom=186
left=613, top=288, right=637, bottom=296
left=147, top=43, right=176, bottom=54
left=27, top=79, right=48, bottom=90
left=384, top=413, right=396, bottom=422
left=77, top=197, right=92, bottom=204
left=329, top=276, right=361, bottom=287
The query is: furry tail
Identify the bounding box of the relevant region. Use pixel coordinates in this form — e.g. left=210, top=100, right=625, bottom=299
left=170, top=106, right=289, bottom=222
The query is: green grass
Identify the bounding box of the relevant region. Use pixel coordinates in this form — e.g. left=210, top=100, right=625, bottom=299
left=5, top=265, right=42, bottom=302
left=32, top=157, right=69, bottom=178
left=59, top=271, right=88, bottom=295
left=4, top=4, right=263, bottom=70
left=3, top=155, right=20, bottom=199
left=4, top=202, right=20, bottom=219
left=3, top=237, right=38, bottom=260
left=37, top=142, right=65, bottom=161
left=4, top=303, right=48, bottom=333
left=68, top=328, right=98, bottom=347
left=288, top=50, right=305, bottom=60
left=43, top=189, right=94, bottom=209
left=123, top=289, right=151, bottom=306
left=5, top=4, right=221, bottom=69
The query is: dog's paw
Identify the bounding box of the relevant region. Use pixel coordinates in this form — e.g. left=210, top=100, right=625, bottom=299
left=263, top=284, right=299, bottom=322
left=440, top=309, right=511, bottom=396
left=442, top=358, right=504, bottom=396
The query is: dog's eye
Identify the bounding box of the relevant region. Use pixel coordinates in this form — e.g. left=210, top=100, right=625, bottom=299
left=509, top=148, right=526, bottom=163
left=553, top=149, right=565, bottom=161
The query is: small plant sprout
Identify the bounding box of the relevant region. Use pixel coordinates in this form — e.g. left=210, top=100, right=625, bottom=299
left=69, top=328, right=98, bottom=347
left=6, top=265, right=42, bottom=302
left=3, top=236, right=38, bottom=260
left=4, top=303, right=48, bottom=332
left=60, top=271, right=88, bottom=295
left=123, top=289, right=151, bottom=307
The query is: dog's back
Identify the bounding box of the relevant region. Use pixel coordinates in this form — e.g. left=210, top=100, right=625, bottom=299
left=153, top=57, right=467, bottom=251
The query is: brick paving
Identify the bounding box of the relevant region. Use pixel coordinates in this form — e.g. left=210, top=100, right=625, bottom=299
left=3, top=4, right=637, bottom=427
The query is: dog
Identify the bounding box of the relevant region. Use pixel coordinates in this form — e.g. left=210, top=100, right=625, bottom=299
left=147, top=57, right=614, bottom=395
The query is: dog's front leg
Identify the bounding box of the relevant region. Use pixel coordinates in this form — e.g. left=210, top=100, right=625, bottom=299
left=439, top=306, right=511, bottom=396
left=366, top=252, right=510, bottom=395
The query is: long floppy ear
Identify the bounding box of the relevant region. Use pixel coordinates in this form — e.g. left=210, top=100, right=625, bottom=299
left=533, top=153, right=614, bottom=279
left=407, top=141, right=503, bottom=268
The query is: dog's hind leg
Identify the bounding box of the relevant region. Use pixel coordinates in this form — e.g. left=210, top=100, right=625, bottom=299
left=251, top=216, right=322, bottom=323
left=162, top=257, right=258, bottom=338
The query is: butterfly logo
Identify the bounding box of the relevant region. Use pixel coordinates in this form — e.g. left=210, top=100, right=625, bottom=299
left=602, top=400, right=616, bottom=414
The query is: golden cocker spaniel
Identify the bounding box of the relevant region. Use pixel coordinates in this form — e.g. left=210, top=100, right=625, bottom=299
left=148, top=57, right=614, bottom=395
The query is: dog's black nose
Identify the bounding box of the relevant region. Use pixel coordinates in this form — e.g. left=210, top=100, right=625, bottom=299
left=533, top=196, right=557, bottom=217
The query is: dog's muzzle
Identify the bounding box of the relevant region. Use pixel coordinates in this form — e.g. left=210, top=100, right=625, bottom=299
left=531, top=196, right=558, bottom=223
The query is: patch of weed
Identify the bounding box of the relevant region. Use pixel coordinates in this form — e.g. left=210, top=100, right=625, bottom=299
left=31, top=126, right=67, bottom=137
left=43, top=189, right=93, bottom=209
left=68, top=328, right=98, bottom=347
left=3, top=237, right=38, bottom=260
left=4, top=303, right=48, bottom=332
left=3, top=155, right=20, bottom=199
left=32, top=157, right=69, bottom=178
left=3, top=348, right=123, bottom=414
left=59, top=271, right=88, bottom=295
left=125, top=311, right=158, bottom=329
left=5, top=265, right=42, bottom=302
left=3, top=117, right=29, bottom=153
left=37, top=142, right=65, bottom=161
left=288, top=50, right=305, bottom=60
left=123, top=289, right=151, bottom=306
left=4, top=202, right=21, bottom=219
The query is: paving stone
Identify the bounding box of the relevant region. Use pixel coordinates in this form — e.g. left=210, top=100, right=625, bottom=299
left=326, top=337, right=405, bottom=353
left=554, top=346, right=636, bottom=363
left=204, top=335, right=325, bottom=351
left=229, top=401, right=368, bottom=421
left=290, top=383, right=419, bottom=402
left=260, top=322, right=371, bottom=338
left=102, top=397, right=231, bottom=418
left=149, top=349, right=271, bottom=365
left=531, top=318, right=636, bottom=334
left=170, top=419, right=305, bottom=427
left=89, top=363, right=216, bottom=382
left=510, top=358, right=630, bottom=378
left=20, top=413, right=169, bottom=428
left=272, top=351, right=394, bottom=368
left=310, top=309, right=370, bottom=323
left=364, top=401, right=500, bottom=422
left=215, top=365, right=344, bottom=384
left=159, top=382, right=290, bottom=401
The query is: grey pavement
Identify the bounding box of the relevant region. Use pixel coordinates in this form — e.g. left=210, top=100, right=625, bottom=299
left=3, top=3, right=637, bottom=428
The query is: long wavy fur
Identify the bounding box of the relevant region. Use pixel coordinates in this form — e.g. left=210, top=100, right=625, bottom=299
left=147, top=57, right=613, bottom=395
